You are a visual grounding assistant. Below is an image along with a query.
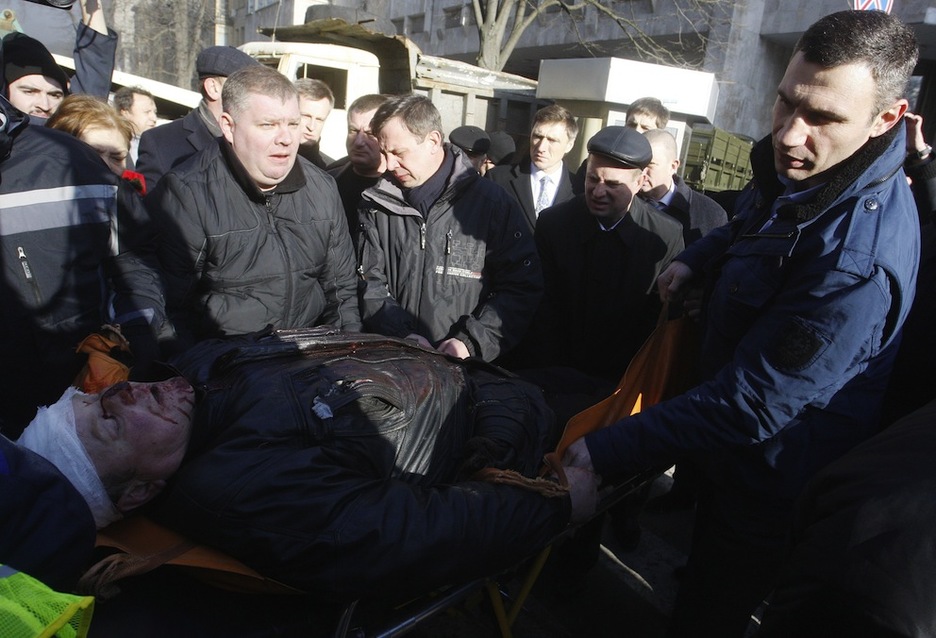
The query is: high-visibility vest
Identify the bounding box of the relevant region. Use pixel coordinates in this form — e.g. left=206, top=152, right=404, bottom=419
left=0, top=564, right=94, bottom=638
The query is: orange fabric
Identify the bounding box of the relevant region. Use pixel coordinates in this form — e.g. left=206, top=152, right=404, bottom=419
left=73, top=326, right=132, bottom=393
left=84, top=517, right=303, bottom=596
left=553, top=306, right=700, bottom=461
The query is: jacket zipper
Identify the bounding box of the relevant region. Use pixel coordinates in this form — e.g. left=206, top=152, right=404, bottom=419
left=17, top=246, right=42, bottom=305
left=265, top=195, right=293, bottom=326
left=420, top=222, right=427, bottom=250
left=443, top=230, right=452, bottom=278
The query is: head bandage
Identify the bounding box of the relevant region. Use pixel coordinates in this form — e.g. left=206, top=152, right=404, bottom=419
left=17, top=387, right=122, bottom=529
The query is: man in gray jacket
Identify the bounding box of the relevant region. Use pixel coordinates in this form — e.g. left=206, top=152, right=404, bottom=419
left=146, top=65, right=360, bottom=352
left=358, top=94, right=541, bottom=361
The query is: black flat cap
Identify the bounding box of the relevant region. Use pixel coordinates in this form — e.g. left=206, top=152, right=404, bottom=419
left=2, top=32, right=69, bottom=92
left=449, top=125, right=490, bottom=155
left=587, top=125, right=652, bottom=169
left=487, top=131, right=515, bottom=164
left=196, top=46, right=260, bottom=79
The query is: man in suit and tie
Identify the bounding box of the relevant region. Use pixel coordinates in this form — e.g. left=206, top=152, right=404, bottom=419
left=640, top=129, right=728, bottom=245
left=136, top=46, right=260, bottom=190
left=487, top=104, right=578, bottom=230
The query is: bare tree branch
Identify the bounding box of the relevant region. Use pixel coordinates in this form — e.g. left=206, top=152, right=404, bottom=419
left=473, top=0, right=728, bottom=72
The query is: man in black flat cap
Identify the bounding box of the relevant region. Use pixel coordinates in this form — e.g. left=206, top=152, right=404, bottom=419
left=509, top=126, right=683, bottom=583
left=524, top=125, right=684, bottom=382
left=448, top=124, right=490, bottom=172
left=480, top=130, right=515, bottom=176
left=136, top=45, right=261, bottom=190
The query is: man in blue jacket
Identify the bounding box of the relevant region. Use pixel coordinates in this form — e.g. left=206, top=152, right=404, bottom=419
left=562, top=10, right=921, bottom=637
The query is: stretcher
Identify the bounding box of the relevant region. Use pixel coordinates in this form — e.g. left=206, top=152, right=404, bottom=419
left=84, top=464, right=660, bottom=638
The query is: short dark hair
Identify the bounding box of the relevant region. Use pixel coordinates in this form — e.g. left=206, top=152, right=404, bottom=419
left=348, top=93, right=389, bottom=116
left=370, top=94, right=442, bottom=140
left=532, top=104, right=578, bottom=142
left=796, top=10, right=918, bottom=115
left=626, top=97, right=669, bottom=130
left=222, top=66, right=297, bottom=120
left=113, top=86, right=154, bottom=113
left=295, top=78, right=334, bottom=106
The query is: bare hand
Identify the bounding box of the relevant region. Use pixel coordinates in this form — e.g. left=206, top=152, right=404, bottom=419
left=564, top=465, right=600, bottom=524
left=437, top=337, right=470, bottom=359
left=657, top=261, right=694, bottom=303
left=905, top=112, right=928, bottom=154
left=562, top=438, right=595, bottom=473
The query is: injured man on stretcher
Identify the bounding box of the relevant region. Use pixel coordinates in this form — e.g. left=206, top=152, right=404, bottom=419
left=5, top=329, right=599, bottom=601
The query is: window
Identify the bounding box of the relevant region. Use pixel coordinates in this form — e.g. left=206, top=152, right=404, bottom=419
left=444, top=7, right=464, bottom=28
left=247, top=0, right=276, bottom=13
left=295, top=65, right=349, bottom=110
left=409, top=13, right=425, bottom=34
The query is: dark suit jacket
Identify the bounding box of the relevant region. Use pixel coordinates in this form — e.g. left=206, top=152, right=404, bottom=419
left=136, top=106, right=218, bottom=192
left=487, top=160, right=575, bottom=230
left=649, top=175, right=728, bottom=245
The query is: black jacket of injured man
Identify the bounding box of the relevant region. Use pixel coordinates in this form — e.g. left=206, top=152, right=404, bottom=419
left=151, top=328, right=570, bottom=602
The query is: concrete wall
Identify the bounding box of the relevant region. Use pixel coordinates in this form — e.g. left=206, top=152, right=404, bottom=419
left=225, top=0, right=935, bottom=144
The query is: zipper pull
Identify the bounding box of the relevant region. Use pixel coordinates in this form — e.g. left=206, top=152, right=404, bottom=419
left=420, top=223, right=426, bottom=250
left=17, top=247, right=34, bottom=281
left=445, top=230, right=452, bottom=255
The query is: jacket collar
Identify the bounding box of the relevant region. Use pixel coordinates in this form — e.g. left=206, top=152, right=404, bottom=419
left=366, top=144, right=478, bottom=214
left=219, top=137, right=306, bottom=203
left=0, top=94, right=28, bottom=163
left=749, top=124, right=905, bottom=225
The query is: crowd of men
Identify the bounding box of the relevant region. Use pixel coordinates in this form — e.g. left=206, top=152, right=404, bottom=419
left=1, top=5, right=935, bottom=637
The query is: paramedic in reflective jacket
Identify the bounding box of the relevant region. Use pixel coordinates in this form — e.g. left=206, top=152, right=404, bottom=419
left=0, top=76, right=170, bottom=439
left=562, top=10, right=921, bottom=638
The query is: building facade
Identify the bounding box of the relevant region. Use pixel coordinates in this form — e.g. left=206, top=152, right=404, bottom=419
left=227, top=0, right=936, bottom=141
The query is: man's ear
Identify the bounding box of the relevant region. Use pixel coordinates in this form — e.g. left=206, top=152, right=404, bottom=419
left=563, top=137, right=575, bottom=155
left=426, top=129, right=444, bottom=153
left=203, top=76, right=223, bottom=102
left=220, top=111, right=235, bottom=144
left=115, top=479, right=166, bottom=513
left=871, top=98, right=909, bottom=138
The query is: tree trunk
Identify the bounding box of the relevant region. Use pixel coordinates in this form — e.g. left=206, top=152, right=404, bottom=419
left=476, top=22, right=504, bottom=70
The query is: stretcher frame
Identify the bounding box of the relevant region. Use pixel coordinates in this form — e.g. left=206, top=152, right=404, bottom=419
left=330, top=467, right=662, bottom=638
